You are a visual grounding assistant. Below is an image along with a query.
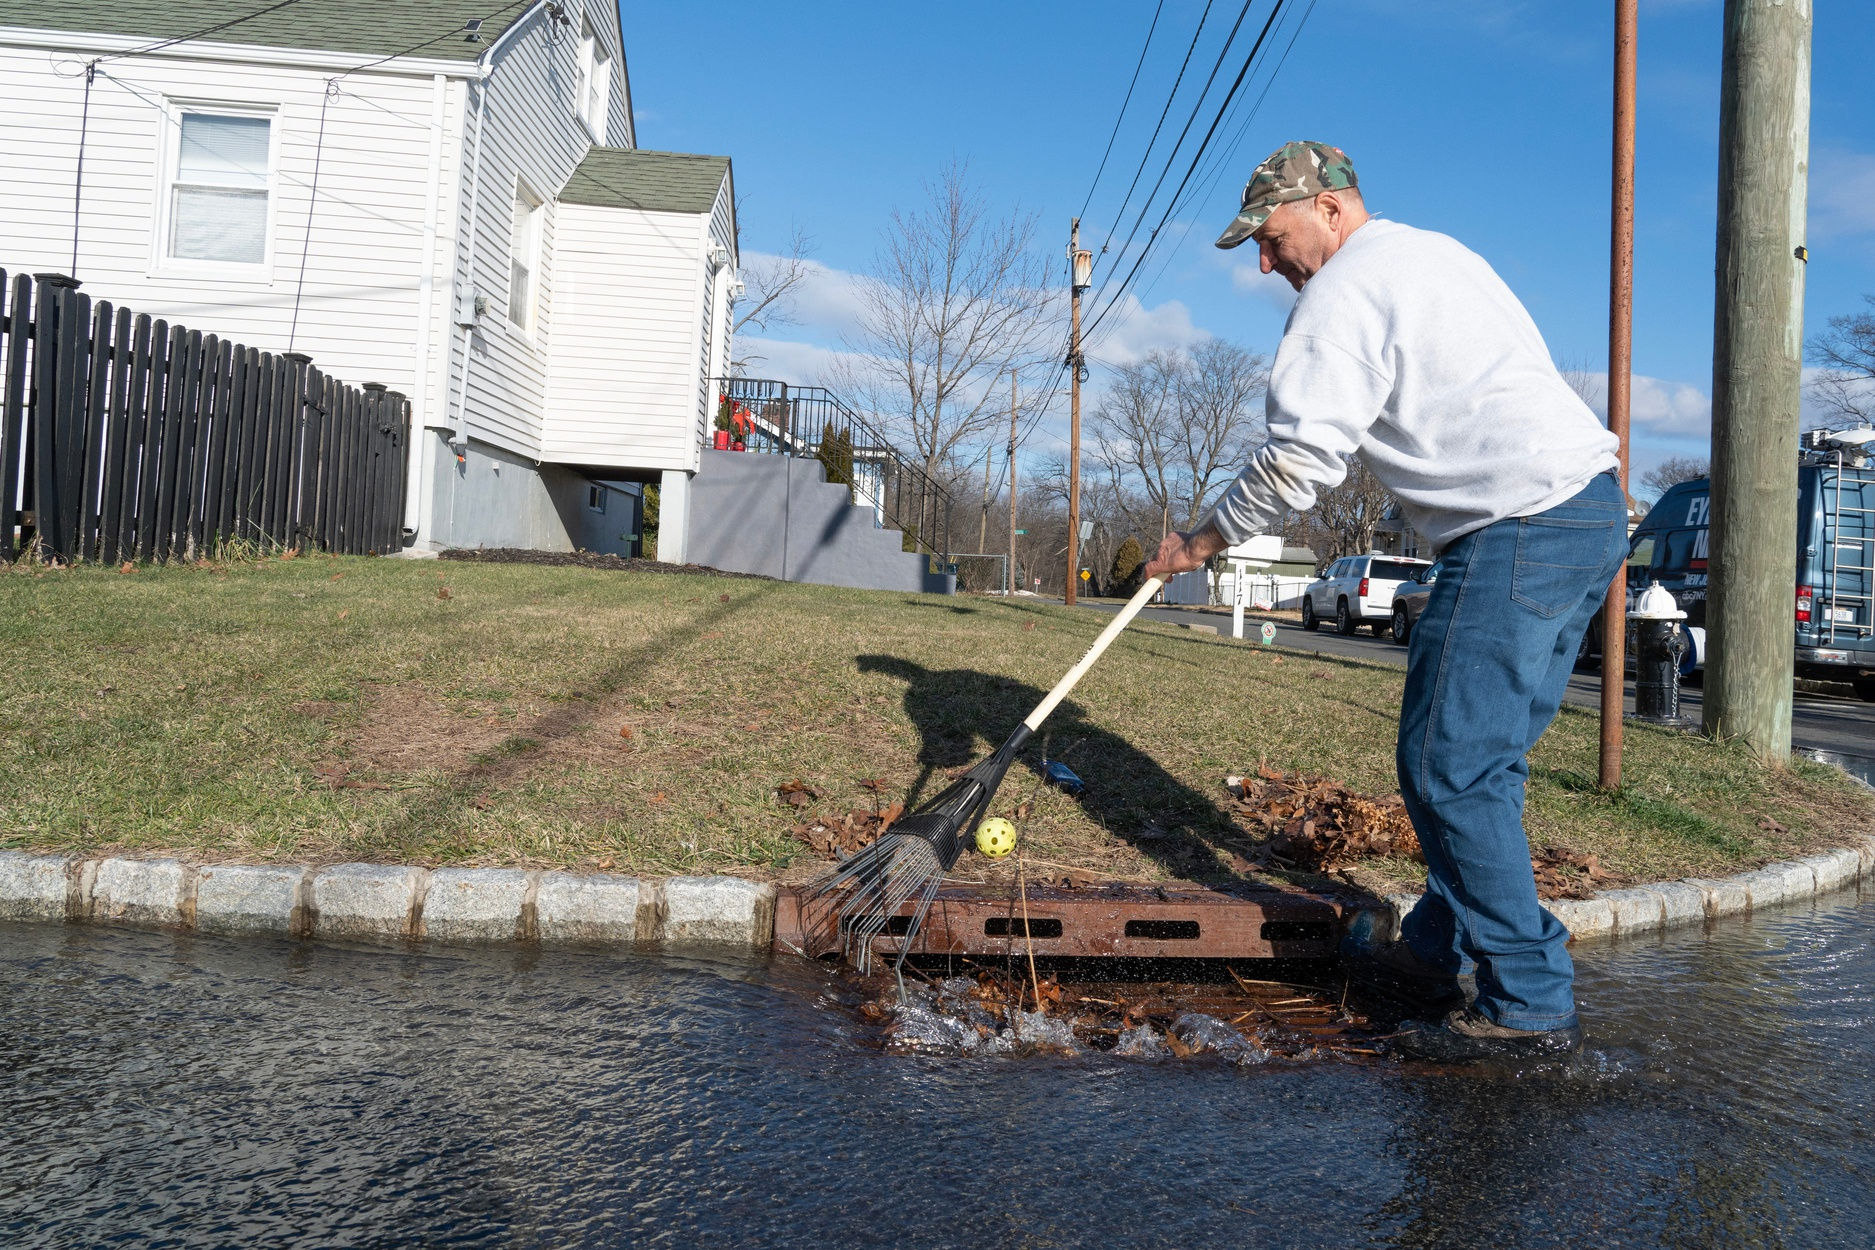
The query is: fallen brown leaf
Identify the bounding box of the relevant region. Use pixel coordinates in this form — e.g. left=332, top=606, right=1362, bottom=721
left=719, top=593, right=731, bottom=603
left=1023, top=621, right=1035, bottom=632
left=336, top=610, right=349, bottom=621
left=118, top=562, right=135, bottom=574
left=618, top=725, right=633, bottom=740
left=437, top=587, right=452, bottom=600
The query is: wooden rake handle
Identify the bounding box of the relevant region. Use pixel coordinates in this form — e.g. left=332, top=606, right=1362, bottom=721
left=1022, top=576, right=1166, bottom=733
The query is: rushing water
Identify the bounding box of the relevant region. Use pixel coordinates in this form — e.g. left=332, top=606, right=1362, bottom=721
left=3, top=889, right=1872, bottom=1249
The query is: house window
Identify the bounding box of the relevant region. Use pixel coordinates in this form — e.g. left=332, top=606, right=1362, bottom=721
left=577, top=20, right=611, bottom=135
left=509, top=185, right=542, bottom=331
left=167, top=111, right=273, bottom=265
left=587, top=484, right=606, bottom=513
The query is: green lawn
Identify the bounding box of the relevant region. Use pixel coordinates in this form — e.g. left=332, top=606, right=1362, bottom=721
left=2, top=552, right=1867, bottom=890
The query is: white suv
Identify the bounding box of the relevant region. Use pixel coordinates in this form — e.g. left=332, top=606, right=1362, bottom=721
left=1301, top=553, right=1431, bottom=636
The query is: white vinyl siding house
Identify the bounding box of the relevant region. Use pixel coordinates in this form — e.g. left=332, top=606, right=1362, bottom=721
left=543, top=149, right=735, bottom=472
left=0, top=0, right=734, bottom=557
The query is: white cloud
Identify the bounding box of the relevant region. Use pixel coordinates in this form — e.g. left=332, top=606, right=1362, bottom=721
left=1566, top=370, right=1712, bottom=440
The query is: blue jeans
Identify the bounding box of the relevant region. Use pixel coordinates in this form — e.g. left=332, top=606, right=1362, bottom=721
left=1398, top=472, right=1629, bottom=1030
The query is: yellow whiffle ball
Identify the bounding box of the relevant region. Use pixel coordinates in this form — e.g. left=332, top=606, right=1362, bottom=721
left=975, top=817, right=1018, bottom=859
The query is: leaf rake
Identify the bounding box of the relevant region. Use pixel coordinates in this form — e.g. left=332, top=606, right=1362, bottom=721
left=798, top=577, right=1166, bottom=990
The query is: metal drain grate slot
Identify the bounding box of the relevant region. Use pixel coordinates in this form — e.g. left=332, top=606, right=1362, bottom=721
left=1124, top=919, right=1201, bottom=940
left=1260, top=920, right=1334, bottom=942
left=984, top=917, right=1064, bottom=938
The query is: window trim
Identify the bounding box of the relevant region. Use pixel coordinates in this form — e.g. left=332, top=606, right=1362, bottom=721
left=576, top=19, right=613, bottom=139
left=508, top=179, right=544, bottom=336
left=150, top=98, right=280, bottom=281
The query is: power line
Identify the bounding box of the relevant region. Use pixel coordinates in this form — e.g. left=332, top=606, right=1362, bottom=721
left=1079, top=0, right=1261, bottom=316
left=1088, top=0, right=1217, bottom=281
left=1093, top=0, right=1318, bottom=333
left=95, top=0, right=307, bottom=67
left=1078, top=0, right=1165, bottom=221
left=1081, top=0, right=1291, bottom=346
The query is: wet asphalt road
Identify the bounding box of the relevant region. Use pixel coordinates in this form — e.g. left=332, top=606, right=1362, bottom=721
left=1071, top=598, right=1875, bottom=772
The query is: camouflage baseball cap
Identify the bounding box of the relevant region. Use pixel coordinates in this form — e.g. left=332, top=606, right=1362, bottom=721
left=1214, top=140, right=1359, bottom=249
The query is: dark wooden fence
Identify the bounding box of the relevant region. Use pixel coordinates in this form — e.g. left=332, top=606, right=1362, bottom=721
left=0, top=270, right=410, bottom=564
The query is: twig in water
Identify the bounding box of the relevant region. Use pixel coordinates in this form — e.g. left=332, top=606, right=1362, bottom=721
left=1017, top=850, right=1041, bottom=1012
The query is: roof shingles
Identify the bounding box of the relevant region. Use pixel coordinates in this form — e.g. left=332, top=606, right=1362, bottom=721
left=0, top=0, right=530, bottom=63
left=558, top=148, right=730, bottom=216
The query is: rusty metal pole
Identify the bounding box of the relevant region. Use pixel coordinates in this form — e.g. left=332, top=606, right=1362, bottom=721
left=1065, top=219, right=1086, bottom=606
left=1599, top=0, right=1638, bottom=790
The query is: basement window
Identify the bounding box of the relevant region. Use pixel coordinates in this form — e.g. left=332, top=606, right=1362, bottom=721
left=587, top=484, right=606, bottom=514
left=163, top=109, right=275, bottom=268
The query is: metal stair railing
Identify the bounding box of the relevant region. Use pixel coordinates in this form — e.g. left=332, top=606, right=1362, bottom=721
left=711, top=378, right=954, bottom=561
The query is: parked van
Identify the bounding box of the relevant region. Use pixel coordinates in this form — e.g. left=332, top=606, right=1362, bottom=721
left=1584, top=429, right=1875, bottom=700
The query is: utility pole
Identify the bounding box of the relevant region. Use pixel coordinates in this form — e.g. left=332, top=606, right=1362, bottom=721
left=1065, top=219, right=1091, bottom=605
left=1008, top=372, right=1019, bottom=596
left=1600, top=0, right=1638, bottom=790
left=1705, top=0, right=1811, bottom=761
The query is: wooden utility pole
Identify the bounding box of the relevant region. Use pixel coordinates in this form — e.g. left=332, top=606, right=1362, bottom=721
left=1008, top=372, right=1019, bottom=596
left=1600, top=0, right=1638, bottom=790
left=1065, top=219, right=1090, bottom=605
left=1705, top=0, right=1811, bottom=761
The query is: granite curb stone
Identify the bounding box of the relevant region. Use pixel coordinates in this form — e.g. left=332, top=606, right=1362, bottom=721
left=663, top=876, right=777, bottom=949
left=423, top=867, right=532, bottom=943
left=195, top=864, right=306, bottom=937
left=311, top=863, right=426, bottom=942
left=0, top=852, right=73, bottom=922
left=1736, top=861, right=1817, bottom=911
left=1646, top=880, right=1710, bottom=930
left=90, top=857, right=193, bottom=928
left=536, top=872, right=649, bottom=945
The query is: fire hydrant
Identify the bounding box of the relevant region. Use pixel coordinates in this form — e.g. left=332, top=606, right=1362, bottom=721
left=1630, top=580, right=1689, bottom=725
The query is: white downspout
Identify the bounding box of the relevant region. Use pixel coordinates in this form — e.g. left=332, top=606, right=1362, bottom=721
left=405, top=71, right=449, bottom=545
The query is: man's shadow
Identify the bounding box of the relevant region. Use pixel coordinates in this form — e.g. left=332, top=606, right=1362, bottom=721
left=856, top=654, right=1246, bottom=882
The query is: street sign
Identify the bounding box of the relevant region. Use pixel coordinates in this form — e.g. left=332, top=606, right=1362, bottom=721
left=1015, top=529, right=1027, bottom=535
left=1079, top=569, right=1090, bottom=581
left=1259, top=621, right=1277, bottom=646
left=1079, top=520, right=1094, bottom=540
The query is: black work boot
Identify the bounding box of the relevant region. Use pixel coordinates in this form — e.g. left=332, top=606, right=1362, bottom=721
left=1341, top=938, right=1467, bottom=1010
left=1394, top=1007, right=1582, bottom=1063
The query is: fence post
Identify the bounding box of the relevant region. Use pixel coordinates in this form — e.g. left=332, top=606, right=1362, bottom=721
left=0, top=272, right=29, bottom=562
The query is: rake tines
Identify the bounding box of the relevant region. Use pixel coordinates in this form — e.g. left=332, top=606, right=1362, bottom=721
left=798, top=733, right=1025, bottom=980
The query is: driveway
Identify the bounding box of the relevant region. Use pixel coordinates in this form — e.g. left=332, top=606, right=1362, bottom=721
left=1071, top=598, right=1875, bottom=780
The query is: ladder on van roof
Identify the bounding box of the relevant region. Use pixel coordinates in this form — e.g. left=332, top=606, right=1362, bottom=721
left=1823, top=459, right=1875, bottom=643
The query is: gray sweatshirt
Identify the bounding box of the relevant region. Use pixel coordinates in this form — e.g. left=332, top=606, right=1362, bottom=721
left=1203, top=219, right=1621, bottom=554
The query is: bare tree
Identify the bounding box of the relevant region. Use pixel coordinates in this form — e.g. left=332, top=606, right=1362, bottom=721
left=1304, top=454, right=1395, bottom=563
left=729, top=219, right=815, bottom=375
left=1091, top=350, right=1182, bottom=541
left=1807, top=295, right=1875, bottom=427
left=1556, top=356, right=1606, bottom=414
left=834, top=163, right=1053, bottom=477
left=1090, top=339, right=1268, bottom=538
left=1642, top=455, right=1709, bottom=495
left=1173, top=338, right=1269, bottom=527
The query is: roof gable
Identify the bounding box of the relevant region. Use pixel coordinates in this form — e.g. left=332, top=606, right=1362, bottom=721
left=0, top=0, right=528, bottom=62
left=559, top=148, right=731, bottom=215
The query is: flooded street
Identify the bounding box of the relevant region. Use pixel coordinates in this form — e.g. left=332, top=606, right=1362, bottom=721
left=3, top=891, right=1871, bottom=1248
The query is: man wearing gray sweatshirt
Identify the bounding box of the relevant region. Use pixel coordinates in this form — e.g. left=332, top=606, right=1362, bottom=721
left=1144, top=141, right=1624, bottom=1061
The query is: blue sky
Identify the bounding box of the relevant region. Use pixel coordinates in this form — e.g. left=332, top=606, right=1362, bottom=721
left=623, top=0, right=1875, bottom=486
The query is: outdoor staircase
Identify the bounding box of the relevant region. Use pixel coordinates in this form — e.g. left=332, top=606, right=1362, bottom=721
left=686, top=449, right=954, bottom=594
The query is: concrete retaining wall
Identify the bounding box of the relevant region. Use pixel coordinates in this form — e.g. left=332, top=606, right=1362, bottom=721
left=687, top=450, right=955, bottom=594
left=0, top=855, right=773, bottom=952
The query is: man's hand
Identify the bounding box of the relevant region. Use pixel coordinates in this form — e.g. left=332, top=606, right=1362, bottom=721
left=1143, top=524, right=1229, bottom=581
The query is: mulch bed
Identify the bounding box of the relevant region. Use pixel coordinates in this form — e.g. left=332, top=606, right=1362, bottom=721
left=438, top=548, right=774, bottom=579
